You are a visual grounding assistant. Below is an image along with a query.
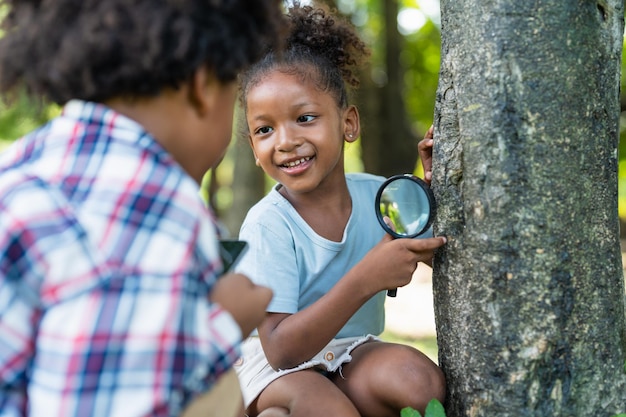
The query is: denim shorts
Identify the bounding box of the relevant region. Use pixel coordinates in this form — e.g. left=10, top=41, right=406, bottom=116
left=234, top=334, right=380, bottom=408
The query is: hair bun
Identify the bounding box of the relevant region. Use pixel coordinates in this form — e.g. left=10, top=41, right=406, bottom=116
left=285, top=3, right=369, bottom=88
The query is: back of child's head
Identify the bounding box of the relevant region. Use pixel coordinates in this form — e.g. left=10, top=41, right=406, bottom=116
left=0, top=0, right=285, bottom=105
left=240, top=2, right=369, bottom=111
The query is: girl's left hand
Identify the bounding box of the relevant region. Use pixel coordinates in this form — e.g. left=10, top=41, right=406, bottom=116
left=418, top=125, right=434, bottom=185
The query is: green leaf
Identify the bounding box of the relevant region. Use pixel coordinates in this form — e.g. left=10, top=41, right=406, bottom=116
left=424, top=399, right=447, bottom=417
left=611, top=414, right=626, bottom=417
left=401, top=406, right=422, bottom=417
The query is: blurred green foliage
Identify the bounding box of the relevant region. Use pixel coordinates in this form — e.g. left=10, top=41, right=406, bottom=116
left=612, top=10, right=626, bottom=222
left=1, top=0, right=625, bottom=227
left=0, top=93, right=60, bottom=149
left=343, top=0, right=442, bottom=135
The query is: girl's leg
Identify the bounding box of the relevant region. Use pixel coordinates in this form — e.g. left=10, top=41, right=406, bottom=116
left=331, top=341, right=446, bottom=417
left=248, top=369, right=361, bottom=417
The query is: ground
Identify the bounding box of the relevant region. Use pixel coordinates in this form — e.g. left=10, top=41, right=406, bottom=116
left=382, top=263, right=439, bottom=361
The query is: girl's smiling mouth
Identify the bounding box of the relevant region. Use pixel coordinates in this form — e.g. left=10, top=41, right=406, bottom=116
left=278, top=156, right=314, bottom=174
left=280, top=156, right=312, bottom=168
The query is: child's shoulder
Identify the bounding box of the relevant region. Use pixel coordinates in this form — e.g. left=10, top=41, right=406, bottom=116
left=346, top=172, right=386, bottom=187
left=243, top=186, right=289, bottom=222
left=345, top=173, right=386, bottom=207
left=239, top=187, right=306, bottom=240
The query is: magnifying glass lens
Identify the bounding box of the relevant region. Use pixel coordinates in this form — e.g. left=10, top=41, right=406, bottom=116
left=375, top=175, right=435, bottom=239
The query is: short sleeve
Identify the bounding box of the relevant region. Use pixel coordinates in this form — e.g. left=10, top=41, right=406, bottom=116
left=236, top=215, right=300, bottom=314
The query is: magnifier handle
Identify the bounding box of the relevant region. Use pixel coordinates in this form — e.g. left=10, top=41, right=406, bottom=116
left=387, top=289, right=397, bottom=297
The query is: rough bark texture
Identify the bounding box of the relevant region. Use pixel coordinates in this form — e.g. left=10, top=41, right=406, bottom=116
left=432, top=1, right=626, bottom=416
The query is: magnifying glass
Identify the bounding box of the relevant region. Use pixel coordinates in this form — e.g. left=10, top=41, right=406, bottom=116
left=375, top=174, right=436, bottom=296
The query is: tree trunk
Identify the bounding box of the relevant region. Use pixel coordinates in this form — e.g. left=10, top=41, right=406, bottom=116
left=219, top=109, right=266, bottom=237
left=432, top=1, right=626, bottom=416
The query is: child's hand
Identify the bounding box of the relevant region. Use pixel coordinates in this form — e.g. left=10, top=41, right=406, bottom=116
left=210, top=273, right=273, bottom=338
left=418, top=125, right=434, bottom=185
left=357, top=234, right=446, bottom=295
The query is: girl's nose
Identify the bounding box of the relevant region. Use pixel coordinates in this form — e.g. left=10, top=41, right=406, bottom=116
left=275, top=128, right=301, bottom=152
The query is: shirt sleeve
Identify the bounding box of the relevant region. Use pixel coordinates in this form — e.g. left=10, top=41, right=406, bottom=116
left=236, top=208, right=300, bottom=314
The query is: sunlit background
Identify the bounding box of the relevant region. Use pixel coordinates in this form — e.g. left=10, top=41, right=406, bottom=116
left=2, top=0, right=626, bottom=224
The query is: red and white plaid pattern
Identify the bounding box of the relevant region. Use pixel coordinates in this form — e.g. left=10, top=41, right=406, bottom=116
left=0, top=100, right=241, bottom=417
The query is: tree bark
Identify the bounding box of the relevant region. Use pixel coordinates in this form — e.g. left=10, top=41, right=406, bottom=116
left=432, top=1, right=626, bottom=416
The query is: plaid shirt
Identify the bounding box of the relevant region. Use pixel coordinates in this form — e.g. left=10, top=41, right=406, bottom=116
left=0, top=100, right=242, bottom=417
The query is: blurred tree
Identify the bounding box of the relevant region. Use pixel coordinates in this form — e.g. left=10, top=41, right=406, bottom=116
left=432, top=1, right=626, bottom=415
left=359, top=0, right=419, bottom=177
left=218, top=109, right=267, bottom=237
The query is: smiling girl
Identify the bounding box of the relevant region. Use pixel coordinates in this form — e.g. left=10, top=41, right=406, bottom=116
left=234, top=3, right=447, bottom=416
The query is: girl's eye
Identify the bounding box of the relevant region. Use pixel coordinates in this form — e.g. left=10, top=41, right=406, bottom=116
left=297, top=115, right=316, bottom=123
left=255, top=126, right=273, bottom=135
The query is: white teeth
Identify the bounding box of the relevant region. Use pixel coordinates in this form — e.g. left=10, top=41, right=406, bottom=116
left=284, top=157, right=310, bottom=167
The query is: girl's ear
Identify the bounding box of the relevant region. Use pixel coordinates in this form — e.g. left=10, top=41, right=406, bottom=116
left=250, top=144, right=261, bottom=166
left=248, top=135, right=261, bottom=166
left=343, top=105, right=360, bottom=143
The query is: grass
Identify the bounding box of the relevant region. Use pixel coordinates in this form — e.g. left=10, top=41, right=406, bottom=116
left=380, top=330, right=439, bottom=363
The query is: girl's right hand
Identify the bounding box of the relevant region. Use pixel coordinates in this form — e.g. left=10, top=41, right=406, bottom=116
left=210, top=273, right=273, bottom=338
left=357, top=234, right=446, bottom=295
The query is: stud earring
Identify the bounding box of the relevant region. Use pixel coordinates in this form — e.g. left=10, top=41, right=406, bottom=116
left=255, top=158, right=260, bottom=166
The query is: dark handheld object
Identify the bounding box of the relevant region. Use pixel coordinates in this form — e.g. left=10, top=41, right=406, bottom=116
left=219, top=240, right=248, bottom=274
left=374, top=174, right=436, bottom=297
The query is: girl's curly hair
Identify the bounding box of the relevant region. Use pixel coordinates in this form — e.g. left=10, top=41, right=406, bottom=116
left=0, top=0, right=285, bottom=104
left=240, top=2, right=370, bottom=110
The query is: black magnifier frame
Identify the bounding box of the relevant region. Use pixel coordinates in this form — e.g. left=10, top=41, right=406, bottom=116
left=375, top=174, right=436, bottom=297
left=375, top=174, right=436, bottom=239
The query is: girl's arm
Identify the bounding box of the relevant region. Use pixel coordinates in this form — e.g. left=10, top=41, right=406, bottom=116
left=258, top=234, right=446, bottom=370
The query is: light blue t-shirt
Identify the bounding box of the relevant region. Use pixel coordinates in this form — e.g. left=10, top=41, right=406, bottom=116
left=236, top=172, right=387, bottom=338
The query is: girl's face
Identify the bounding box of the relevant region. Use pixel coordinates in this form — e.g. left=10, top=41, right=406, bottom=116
left=245, top=70, right=359, bottom=196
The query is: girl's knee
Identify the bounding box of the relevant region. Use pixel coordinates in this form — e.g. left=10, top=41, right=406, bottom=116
left=254, top=370, right=360, bottom=417
left=371, top=344, right=445, bottom=410
left=392, top=345, right=446, bottom=409
left=338, top=342, right=446, bottom=415
left=418, top=359, right=446, bottom=403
